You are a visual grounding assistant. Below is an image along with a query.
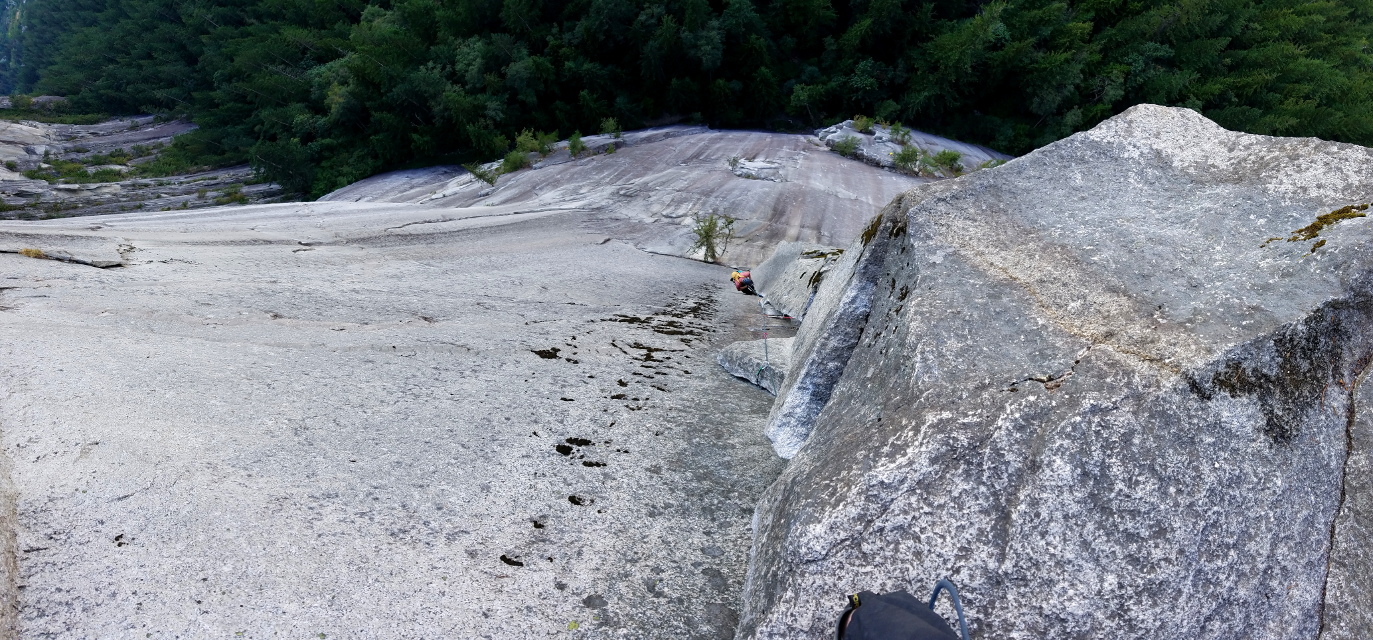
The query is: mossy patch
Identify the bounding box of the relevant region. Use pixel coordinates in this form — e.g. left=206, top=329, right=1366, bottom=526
left=1202, top=296, right=1365, bottom=444
left=1285, top=203, right=1369, bottom=251
left=800, top=248, right=845, bottom=288
left=859, top=214, right=883, bottom=246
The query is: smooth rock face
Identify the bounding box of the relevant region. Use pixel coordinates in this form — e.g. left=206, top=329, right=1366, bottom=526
left=761, top=216, right=892, bottom=459
left=315, top=165, right=468, bottom=203
left=0, top=201, right=787, bottom=637
left=718, top=338, right=796, bottom=395
left=750, top=242, right=844, bottom=321
left=317, top=126, right=925, bottom=266
left=0, top=230, right=128, bottom=267
left=740, top=105, right=1373, bottom=639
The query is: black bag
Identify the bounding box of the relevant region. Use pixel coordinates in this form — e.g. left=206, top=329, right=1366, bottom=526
left=836, top=580, right=970, bottom=640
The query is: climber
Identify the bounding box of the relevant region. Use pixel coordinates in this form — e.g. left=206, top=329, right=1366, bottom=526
left=836, top=579, right=970, bottom=640
left=731, top=269, right=757, bottom=296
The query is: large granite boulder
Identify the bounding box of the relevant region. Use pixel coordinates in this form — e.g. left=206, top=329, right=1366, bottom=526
left=750, top=242, right=845, bottom=321
left=761, top=219, right=894, bottom=459
left=718, top=338, right=795, bottom=395
left=739, top=105, right=1373, bottom=639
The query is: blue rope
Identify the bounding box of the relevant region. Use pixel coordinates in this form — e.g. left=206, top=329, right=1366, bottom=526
left=928, top=579, right=970, bottom=640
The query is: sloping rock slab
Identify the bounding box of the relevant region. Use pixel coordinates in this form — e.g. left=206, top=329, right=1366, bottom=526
left=620, top=125, right=711, bottom=147
left=317, top=166, right=466, bottom=203
left=718, top=338, right=795, bottom=395
left=0, top=230, right=126, bottom=267
left=751, top=242, right=845, bottom=321
left=0, top=203, right=786, bottom=638
left=740, top=105, right=1373, bottom=640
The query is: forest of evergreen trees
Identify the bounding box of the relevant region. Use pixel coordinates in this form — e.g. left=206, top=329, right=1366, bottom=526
left=1, top=0, right=1371, bottom=197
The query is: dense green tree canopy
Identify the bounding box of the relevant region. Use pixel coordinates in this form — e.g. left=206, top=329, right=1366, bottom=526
left=1, top=0, right=1370, bottom=197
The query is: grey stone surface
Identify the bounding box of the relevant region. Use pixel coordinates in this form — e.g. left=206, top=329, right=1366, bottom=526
left=0, top=229, right=128, bottom=267
left=315, top=165, right=467, bottom=203
left=318, top=129, right=702, bottom=204
left=717, top=338, right=795, bottom=396
left=761, top=214, right=893, bottom=459
left=1322, top=377, right=1373, bottom=640
left=317, top=127, right=924, bottom=266
left=740, top=105, right=1373, bottom=639
left=730, top=159, right=783, bottom=182
left=0, top=199, right=788, bottom=637
left=0, top=116, right=281, bottom=218
left=814, top=121, right=1012, bottom=177
left=750, top=242, right=844, bottom=321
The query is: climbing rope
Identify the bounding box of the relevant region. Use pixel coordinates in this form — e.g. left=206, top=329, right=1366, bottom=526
left=928, top=579, right=971, bottom=640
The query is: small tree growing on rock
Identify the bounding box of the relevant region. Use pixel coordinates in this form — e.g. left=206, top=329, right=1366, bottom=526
left=501, top=149, right=530, bottom=174
left=514, top=129, right=540, bottom=154
left=535, top=130, right=559, bottom=155
left=568, top=131, right=586, bottom=157
left=892, top=145, right=922, bottom=173
left=690, top=212, right=736, bottom=263
left=832, top=136, right=861, bottom=157
left=932, top=149, right=964, bottom=175
left=889, top=122, right=912, bottom=145
left=463, top=162, right=499, bottom=185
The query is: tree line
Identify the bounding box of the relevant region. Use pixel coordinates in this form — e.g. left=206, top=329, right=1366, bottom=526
left=1, top=0, right=1370, bottom=197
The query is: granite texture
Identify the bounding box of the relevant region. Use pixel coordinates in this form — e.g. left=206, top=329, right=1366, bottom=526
left=1321, top=376, right=1373, bottom=639
left=718, top=338, right=795, bottom=396
left=761, top=213, right=894, bottom=459
left=0, top=199, right=788, bottom=638
left=0, top=117, right=281, bottom=217
left=740, top=105, right=1373, bottom=639
left=750, top=242, right=844, bottom=321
